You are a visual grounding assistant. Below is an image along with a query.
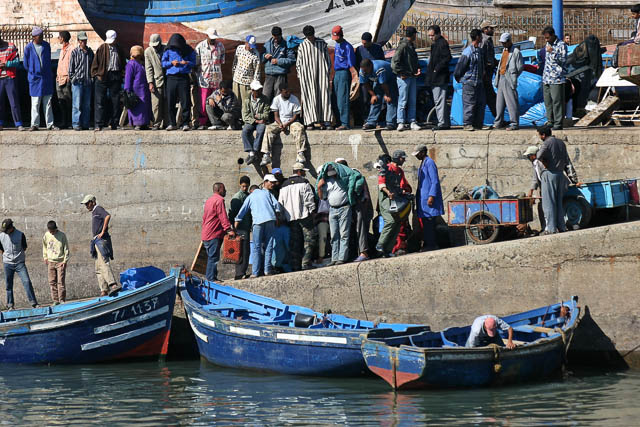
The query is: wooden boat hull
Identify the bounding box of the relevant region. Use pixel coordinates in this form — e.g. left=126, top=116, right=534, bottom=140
left=0, top=274, right=177, bottom=364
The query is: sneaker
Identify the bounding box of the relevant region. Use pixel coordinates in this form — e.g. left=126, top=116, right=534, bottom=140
left=463, top=125, right=475, bottom=131
left=152, top=125, right=160, bottom=131
left=362, top=123, right=376, bottom=130
left=208, top=125, right=224, bottom=130
left=482, top=125, right=494, bottom=130
left=73, top=126, right=82, bottom=131
left=227, top=126, right=233, bottom=130
left=182, top=125, right=190, bottom=131
left=165, top=125, right=176, bottom=131
left=506, top=125, right=519, bottom=131
left=433, top=125, right=450, bottom=131
left=385, top=124, right=396, bottom=130
left=397, top=123, right=406, bottom=131
left=410, top=122, right=421, bottom=131
left=260, top=154, right=272, bottom=166
left=17, top=126, right=25, bottom=131
left=296, top=152, right=306, bottom=163
left=245, top=153, right=256, bottom=164
left=301, top=264, right=315, bottom=271
left=134, top=126, right=142, bottom=131
left=48, top=125, right=60, bottom=131
left=335, top=260, right=346, bottom=265
left=7, top=304, right=14, bottom=310
left=29, top=126, right=38, bottom=131
left=32, top=303, right=39, bottom=308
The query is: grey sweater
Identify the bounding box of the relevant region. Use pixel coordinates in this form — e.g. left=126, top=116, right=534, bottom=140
left=0, top=229, right=27, bottom=264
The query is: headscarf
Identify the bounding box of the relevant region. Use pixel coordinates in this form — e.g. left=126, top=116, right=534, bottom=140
left=166, top=33, right=193, bottom=57
left=130, top=45, right=144, bottom=63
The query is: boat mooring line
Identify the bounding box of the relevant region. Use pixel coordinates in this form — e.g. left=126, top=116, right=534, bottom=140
left=93, top=306, right=169, bottom=334
left=355, top=261, right=368, bottom=321
left=80, top=320, right=167, bottom=351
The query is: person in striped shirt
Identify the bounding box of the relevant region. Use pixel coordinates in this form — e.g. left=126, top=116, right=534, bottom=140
left=68, top=31, right=94, bottom=130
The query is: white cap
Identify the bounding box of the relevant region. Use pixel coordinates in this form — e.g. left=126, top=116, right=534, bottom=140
left=206, top=28, right=219, bottom=39
left=105, top=30, right=117, bottom=44
left=263, top=174, right=278, bottom=182
left=334, top=157, right=346, bottom=163
left=250, top=80, right=263, bottom=91
left=499, top=32, right=512, bottom=43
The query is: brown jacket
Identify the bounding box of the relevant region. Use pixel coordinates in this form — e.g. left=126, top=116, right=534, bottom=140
left=91, top=43, right=126, bottom=81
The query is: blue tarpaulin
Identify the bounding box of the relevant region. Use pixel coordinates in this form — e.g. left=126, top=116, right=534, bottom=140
left=120, top=266, right=166, bottom=291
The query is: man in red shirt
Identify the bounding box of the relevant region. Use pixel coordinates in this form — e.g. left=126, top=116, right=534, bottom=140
left=202, top=182, right=235, bottom=281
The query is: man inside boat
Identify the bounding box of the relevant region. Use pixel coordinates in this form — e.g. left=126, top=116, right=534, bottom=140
left=465, top=315, right=515, bottom=349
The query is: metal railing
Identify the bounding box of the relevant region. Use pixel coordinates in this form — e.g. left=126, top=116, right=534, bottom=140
left=391, top=10, right=636, bottom=49
left=0, top=25, right=53, bottom=55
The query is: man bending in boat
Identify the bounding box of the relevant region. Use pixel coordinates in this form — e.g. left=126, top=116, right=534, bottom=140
left=465, top=315, right=515, bottom=349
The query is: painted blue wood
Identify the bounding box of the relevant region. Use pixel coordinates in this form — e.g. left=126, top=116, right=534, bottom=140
left=0, top=272, right=177, bottom=364
left=566, top=180, right=631, bottom=209
left=177, top=269, right=429, bottom=376
left=362, top=297, right=580, bottom=389
left=448, top=199, right=522, bottom=225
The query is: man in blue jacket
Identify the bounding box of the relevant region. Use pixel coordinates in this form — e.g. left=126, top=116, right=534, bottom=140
left=413, top=144, right=443, bottom=251
left=23, top=27, right=56, bottom=131
left=454, top=29, right=485, bottom=131
left=262, top=26, right=296, bottom=102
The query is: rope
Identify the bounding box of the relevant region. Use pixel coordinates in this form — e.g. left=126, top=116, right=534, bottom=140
left=355, top=260, right=369, bottom=321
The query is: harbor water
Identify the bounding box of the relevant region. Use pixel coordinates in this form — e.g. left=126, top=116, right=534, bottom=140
left=1, top=361, right=639, bottom=425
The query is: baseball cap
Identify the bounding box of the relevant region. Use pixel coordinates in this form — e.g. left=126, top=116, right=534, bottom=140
left=412, top=144, right=428, bottom=157
left=263, top=174, right=278, bottom=182
left=293, top=162, right=309, bottom=171
left=149, top=33, right=161, bottom=47
left=246, top=35, right=257, bottom=48
left=484, top=317, right=497, bottom=337
left=392, top=149, right=407, bottom=160
left=334, top=157, right=346, bottom=164
left=480, top=20, right=496, bottom=29
left=32, top=26, right=43, bottom=37
left=206, top=28, right=220, bottom=39
left=77, top=31, right=88, bottom=41
left=361, top=32, right=373, bottom=42
left=250, top=80, right=263, bottom=91
left=1, top=218, right=13, bottom=232
left=105, top=30, right=117, bottom=44
left=499, top=32, right=512, bottom=43
left=332, top=25, right=343, bottom=40
left=524, top=146, right=539, bottom=157
left=81, top=194, right=96, bottom=204
left=271, top=168, right=283, bottom=175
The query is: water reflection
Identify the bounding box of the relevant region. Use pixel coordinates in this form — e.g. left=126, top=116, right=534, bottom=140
left=0, top=362, right=637, bottom=425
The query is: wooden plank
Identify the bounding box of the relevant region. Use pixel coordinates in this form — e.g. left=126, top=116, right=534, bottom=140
left=190, top=241, right=208, bottom=276
left=575, top=96, right=620, bottom=127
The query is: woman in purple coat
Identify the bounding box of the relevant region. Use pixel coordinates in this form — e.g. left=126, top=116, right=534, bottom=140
left=124, top=45, right=151, bottom=129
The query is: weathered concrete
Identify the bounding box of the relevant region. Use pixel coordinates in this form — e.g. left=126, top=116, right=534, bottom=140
left=232, top=221, right=640, bottom=369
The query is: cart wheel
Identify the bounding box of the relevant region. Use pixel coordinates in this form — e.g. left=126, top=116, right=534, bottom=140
left=466, top=211, right=500, bottom=244
left=563, top=196, right=593, bottom=230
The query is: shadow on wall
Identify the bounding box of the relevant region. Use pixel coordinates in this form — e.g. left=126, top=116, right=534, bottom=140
left=568, top=305, right=629, bottom=370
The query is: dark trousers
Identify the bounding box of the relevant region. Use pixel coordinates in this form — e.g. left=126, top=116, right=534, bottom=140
left=203, top=238, right=222, bottom=281
left=235, top=230, right=251, bottom=279
left=56, top=81, right=72, bottom=128
left=0, top=77, right=23, bottom=126
left=543, top=83, right=565, bottom=128
left=242, top=123, right=266, bottom=152
left=483, top=77, right=497, bottom=117
left=420, top=217, right=439, bottom=251
left=166, top=74, right=191, bottom=127
left=263, top=74, right=287, bottom=102
left=94, top=72, right=122, bottom=128
left=4, top=262, right=37, bottom=307
left=462, top=82, right=486, bottom=128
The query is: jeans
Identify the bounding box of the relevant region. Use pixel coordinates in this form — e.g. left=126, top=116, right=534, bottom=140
left=203, top=238, right=222, bottom=281
left=251, top=221, right=276, bottom=276
left=0, top=77, right=23, bottom=126
left=72, top=82, right=92, bottom=128
left=333, top=69, right=351, bottom=127
left=4, top=262, right=37, bottom=307
left=366, top=82, right=398, bottom=127
left=242, top=123, right=267, bottom=152
left=396, top=76, right=416, bottom=124
left=329, top=205, right=352, bottom=262
left=541, top=170, right=568, bottom=233
left=94, top=72, right=122, bottom=128
left=31, top=94, right=54, bottom=128
left=432, top=85, right=450, bottom=127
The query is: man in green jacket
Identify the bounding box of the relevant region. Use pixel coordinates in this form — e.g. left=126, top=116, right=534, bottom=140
left=241, top=80, right=271, bottom=165
left=228, top=176, right=253, bottom=279
left=391, top=26, right=421, bottom=131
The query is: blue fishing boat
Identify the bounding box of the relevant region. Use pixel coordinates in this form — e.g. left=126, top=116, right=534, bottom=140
left=362, top=297, right=580, bottom=389
left=177, top=268, right=429, bottom=376
left=0, top=270, right=177, bottom=364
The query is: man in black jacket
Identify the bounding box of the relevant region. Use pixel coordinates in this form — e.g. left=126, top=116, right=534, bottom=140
left=391, top=26, right=421, bottom=131
left=426, top=25, right=452, bottom=130
left=479, top=21, right=498, bottom=119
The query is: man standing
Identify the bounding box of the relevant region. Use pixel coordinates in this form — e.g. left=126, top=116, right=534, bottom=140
left=454, top=29, right=485, bottom=131
left=196, top=28, right=225, bottom=128
left=81, top=195, right=119, bottom=296
left=391, top=26, right=421, bottom=131
left=426, top=25, right=452, bottom=131
left=535, top=126, right=578, bottom=234
left=0, top=35, right=25, bottom=131
left=206, top=79, right=242, bottom=130
left=234, top=175, right=282, bottom=277
left=494, top=32, right=524, bottom=131
left=69, top=31, right=94, bottom=131
left=262, top=26, right=296, bottom=102
left=91, top=30, right=126, bottom=131
left=479, top=21, right=498, bottom=117
left=413, top=145, right=444, bottom=251
left=0, top=219, right=38, bottom=309
left=232, top=35, right=261, bottom=107
left=145, top=34, right=166, bottom=130
left=228, top=176, right=252, bottom=280
left=278, top=162, right=317, bottom=271
left=241, top=80, right=270, bottom=164
left=331, top=26, right=357, bottom=130
left=56, top=31, right=73, bottom=129
left=317, top=164, right=351, bottom=266
left=42, top=220, right=69, bottom=305
left=355, top=32, right=385, bottom=69
left=541, top=26, right=568, bottom=130
left=261, top=85, right=308, bottom=166
left=202, top=183, right=236, bottom=282
left=296, top=25, right=333, bottom=130
left=24, top=27, right=56, bottom=131
left=359, top=58, right=397, bottom=130
left=524, top=145, right=546, bottom=231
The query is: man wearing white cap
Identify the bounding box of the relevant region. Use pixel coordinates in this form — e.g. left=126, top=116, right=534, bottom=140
left=196, top=28, right=225, bottom=127
left=91, top=29, right=126, bottom=130
left=234, top=175, right=282, bottom=277
left=232, top=35, right=261, bottom=107
left=466, top=315, right=515, bottom=349
left=24, top=27, right=56, bottom=131
left=241, top=80, right=270, bottom=164
left=494, top=32, right=523, bottom=131
left=145, top=34, right=167, bottom=130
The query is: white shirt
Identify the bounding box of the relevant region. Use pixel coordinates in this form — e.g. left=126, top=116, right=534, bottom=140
left=465, top=315, right=511, bottom=348
left=270, top=94, right=301, bottom=123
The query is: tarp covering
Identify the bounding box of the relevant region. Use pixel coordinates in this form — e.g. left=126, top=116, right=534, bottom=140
left=120, top=266, right=166, bottom=291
